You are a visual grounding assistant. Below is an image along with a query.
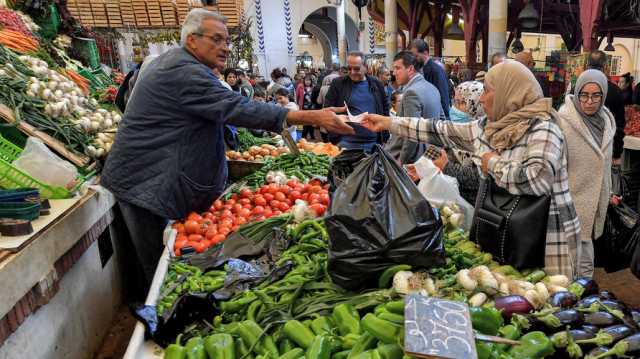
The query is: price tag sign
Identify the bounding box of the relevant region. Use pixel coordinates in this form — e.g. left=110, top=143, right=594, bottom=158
left=404, top=293, right=477, bottom=359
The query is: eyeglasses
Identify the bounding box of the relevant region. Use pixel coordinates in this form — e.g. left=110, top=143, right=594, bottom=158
left=347, top=66, right=362, bottom=72
left=194, top=33, right=231, bottom=46
left=578, top=92, right=603, bottom=103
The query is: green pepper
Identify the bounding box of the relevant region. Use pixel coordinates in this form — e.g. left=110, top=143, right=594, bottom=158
left=306, top=336, right=331, bottom=359
left=283, top=320, right=316, bottom=349
left=311, top=316, right=334, bottom=336
left=376, top=344, right=403, bottom=359
left=247, top=300, right=263, bottom=322
left=236, top=337, right=253, bottom=359
left=237, top=321, right=279, bottom=357
left=347, top=333, right=378, bottom=359
left=351, top=350, right=374, bottom=359
left=384, top=300, right=404, bottom=315
left=495, top=324, right=521, bottom=352
left=377, top=312, right=404, bottom=325
left=524, top=270, right=546, bottom=284
left=333, top=304, right=361, bottom=336
left=221, top=293, right=257, bottom=313
left=185, top=336, right=206, bottom=359
left=476, top=342, right=495, bottom=359
left=370, top=349, right=383, bottom=359
left=493, top=265, right=520, bottom=278
left=165, top=334, right=187, bottom=359
left=341, top=334, right=361, bottom=349
left=278, top=348, right=304, bottom=359
left=469, top=307, right=504, bottom=336
left=205, top=334, right=236, bottom=359
left=508, top=331, right=554, bottom=359
left=361, top=313, right=400, bottom=344
left=279, top=339, right=295, bottom=354
left=332, top=350, right=351, bottom=359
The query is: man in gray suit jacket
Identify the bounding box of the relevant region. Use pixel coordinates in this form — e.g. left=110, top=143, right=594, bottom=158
left=385, top=51, right=444, bottom=164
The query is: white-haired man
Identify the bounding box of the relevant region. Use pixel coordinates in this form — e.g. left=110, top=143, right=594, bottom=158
left=102, top=9, right=352, bottom=293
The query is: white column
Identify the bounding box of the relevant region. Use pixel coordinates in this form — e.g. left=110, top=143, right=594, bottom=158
left=488, top=0, right=508, bottom=57
left=337, top=0, right=347, bottom=65
left=384, top=0, right=397, bottom=68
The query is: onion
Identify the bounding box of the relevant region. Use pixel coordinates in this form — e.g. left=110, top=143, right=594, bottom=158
left=469, top=293, right=488, bottom=307
left=456, top=269, right=478, bottom=291
left=494, top=295, right=534, bottom=320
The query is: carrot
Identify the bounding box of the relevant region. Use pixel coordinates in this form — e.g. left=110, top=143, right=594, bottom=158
left=61, top=69, right=90, bottom=95
left=0, top=29, right=38, bottom=53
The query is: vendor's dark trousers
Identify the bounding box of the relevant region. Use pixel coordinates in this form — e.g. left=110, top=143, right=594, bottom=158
left=623, top=149, right=640, bottom=211
left=302, top=125, right=315, bottom=140
left=118, top=201, right=168, bottom=295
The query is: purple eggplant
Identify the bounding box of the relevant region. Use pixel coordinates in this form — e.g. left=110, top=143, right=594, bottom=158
left=548, top=291, right=578, bottom=308
left=568, top=277, right=599, bottom=298
left=631, top=309, right=640, bottom=326
left=587, top=333, right=640, bottom=359
left=600, top=299, right=627, bottom=313
left=587, top=346, right=614, bottom=359
left=582, top=325, right=600, bottom=334
left=567, top=329, right=596, bottom=341
left=601, top=325, right=635, bottom=344
left=585, top=312, right=620, bottom=327
left=599, top=290, right=617, bottom=300
left=494, top=295, right=534, bottom=320
left=553, top=309, right=585, bottom=328
left=577, top=294, right=601, bottom=309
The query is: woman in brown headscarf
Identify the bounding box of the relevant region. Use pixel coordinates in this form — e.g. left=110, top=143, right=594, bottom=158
left=360, top=61, right=581, bottom=278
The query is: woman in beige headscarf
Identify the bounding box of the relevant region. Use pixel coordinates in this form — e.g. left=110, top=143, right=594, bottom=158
left=359, top=61, right=581, bottom=278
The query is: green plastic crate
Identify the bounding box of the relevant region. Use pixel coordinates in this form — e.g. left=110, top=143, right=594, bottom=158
left=73, top=37, right=101, bottom=70
left=0, top=202, right=40, bottom=221
left=0, top=135, right=76, bottom=199
left=38, top=5, right=61, bottom=40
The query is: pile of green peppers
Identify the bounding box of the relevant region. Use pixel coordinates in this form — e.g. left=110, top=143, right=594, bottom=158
left=157, top=263, right=225, bottom=315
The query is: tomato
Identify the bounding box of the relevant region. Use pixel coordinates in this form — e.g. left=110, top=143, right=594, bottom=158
left=226, top=199, right=236, bottom=206
left=219, top=210, right=232, bottom=220
left=263, top=207, right=273, bottom=218
left=236, top=216, right=247, bottom=225
left=310, top=179, right=322, bottom=186
left=284, top=199, right=292, bottom=206
left=288, top=190, right=302, bottom=202
left=230, top=193, right=238, bottom=201
left=269, top=200, right=280, bottom=208
left=218, top=227, right=231, bottom=236
left=203, top=212, right=214, bottom=220
left=252, top=206, right=265, bottom=215
left=192, top=241, right=207, bottom=253
left=263, top=193, right=275, bottom=202
left=310, top=185, right=323, bottom=194
left=187, top=212, right=203, bottom=221
left=212, top=234, right=226, bottom=244
left=259, top=185, right=269, bottom=194
left=176, top=234, right=188, bottom=242
left=254, top=196, right=267, bottom=206
left=222, top=204, right=233, bottom=210
left=303, top=183, right=311, bottom=192
left=188, top=234, right=204, bottom=242
left=266, top=183, right=278, bottom=194
left=173, top=223, right=186, bottom=234
left=278, top=202, right=290, bottom=211
left=205, top=229, right=217, bottom=239
left=287, top=179, right=299, bottom=188
left=233, top=203, right=243, bottom=213
left=213, top=200, right=224, bottom=210
left=240, top=188, right=253, bottom=199
left=231, top=225, right=240, bottom=232
left=238, top=208, right=251, bottom=218
left=174, top=237, right=188, bottom=249
left=184, top=220, right=200, bottom=235
left=240, top=198, right=251, bottom=206
left=319, top=193, right=330, bottom=205
left=308, top=193, right=320, bottom=204
left=255, top=215, right=266, bottom=222
left=309, top=203, right=326, bottom=216
left=220, top=218, right=233, bottom=228
left=301, top=193, right=310, bottom=201
left=274, top=192, right=286, bottom=202
left=272, top=210, right=283, bottom=216
left=243, top=203, right=252, bottom=209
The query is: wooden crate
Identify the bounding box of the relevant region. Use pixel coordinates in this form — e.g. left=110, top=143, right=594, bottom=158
left=105, top=0, right=122, bottom=27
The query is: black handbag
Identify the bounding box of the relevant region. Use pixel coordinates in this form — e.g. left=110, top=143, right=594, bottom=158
left=470, top=178, right=551, bottom=269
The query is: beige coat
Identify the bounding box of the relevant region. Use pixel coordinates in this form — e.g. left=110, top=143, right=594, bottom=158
left=557, top=95, right=615, bottom=241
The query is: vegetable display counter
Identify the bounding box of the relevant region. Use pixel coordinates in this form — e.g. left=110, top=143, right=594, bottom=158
left=0, top=186, right=118, bottom=358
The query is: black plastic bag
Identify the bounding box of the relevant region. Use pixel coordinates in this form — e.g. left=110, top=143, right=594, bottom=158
left=594, top=203, right=640, bottom=272
left=328, top=149, right=368, bottom=195
left=611, top=165, right=628, bottom=198
left=632, top=235, right=640, bottom=279
left=325, top=145, right=445, bottom=290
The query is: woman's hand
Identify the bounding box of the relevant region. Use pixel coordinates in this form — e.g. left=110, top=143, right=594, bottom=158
left=481, top=151, right=499, bottom=174
left=432, top=150, right=449, bottom=171
left=361, top=114, right=392, bottom=132
left=610, top=195, right=621, bottom=206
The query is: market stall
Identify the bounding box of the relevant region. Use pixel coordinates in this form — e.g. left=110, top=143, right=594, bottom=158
left=0, top=3, right=127, bottom=356
left=122, top=140, right=640, bottom=359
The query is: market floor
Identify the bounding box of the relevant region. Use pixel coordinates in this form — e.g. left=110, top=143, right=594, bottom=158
left=94, top=305, right=137, bottom=359
left=93, top=269, right=640, bottom=358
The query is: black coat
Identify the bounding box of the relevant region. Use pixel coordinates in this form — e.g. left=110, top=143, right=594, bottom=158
left=102, top=48, right=288, bottom=219
left=605, top=82, right=627, bottom=159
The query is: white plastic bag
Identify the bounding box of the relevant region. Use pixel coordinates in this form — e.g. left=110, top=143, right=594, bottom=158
left=414, top=156, right=474, bottom=230
left=13, top=137, right=78, bottom=188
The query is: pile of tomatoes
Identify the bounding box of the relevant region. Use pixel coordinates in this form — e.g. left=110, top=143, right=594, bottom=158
left=172, top=179, right=330, bottom=256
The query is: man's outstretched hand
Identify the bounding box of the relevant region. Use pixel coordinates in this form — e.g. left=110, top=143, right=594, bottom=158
left=361, top=114, right=392, bottom=132
left=287, top=109, right=354, bottom=135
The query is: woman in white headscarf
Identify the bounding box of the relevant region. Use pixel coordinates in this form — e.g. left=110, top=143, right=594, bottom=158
left=558, top=69, right=617, bottom=278
left=361, top=61, right=581, bottom=278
